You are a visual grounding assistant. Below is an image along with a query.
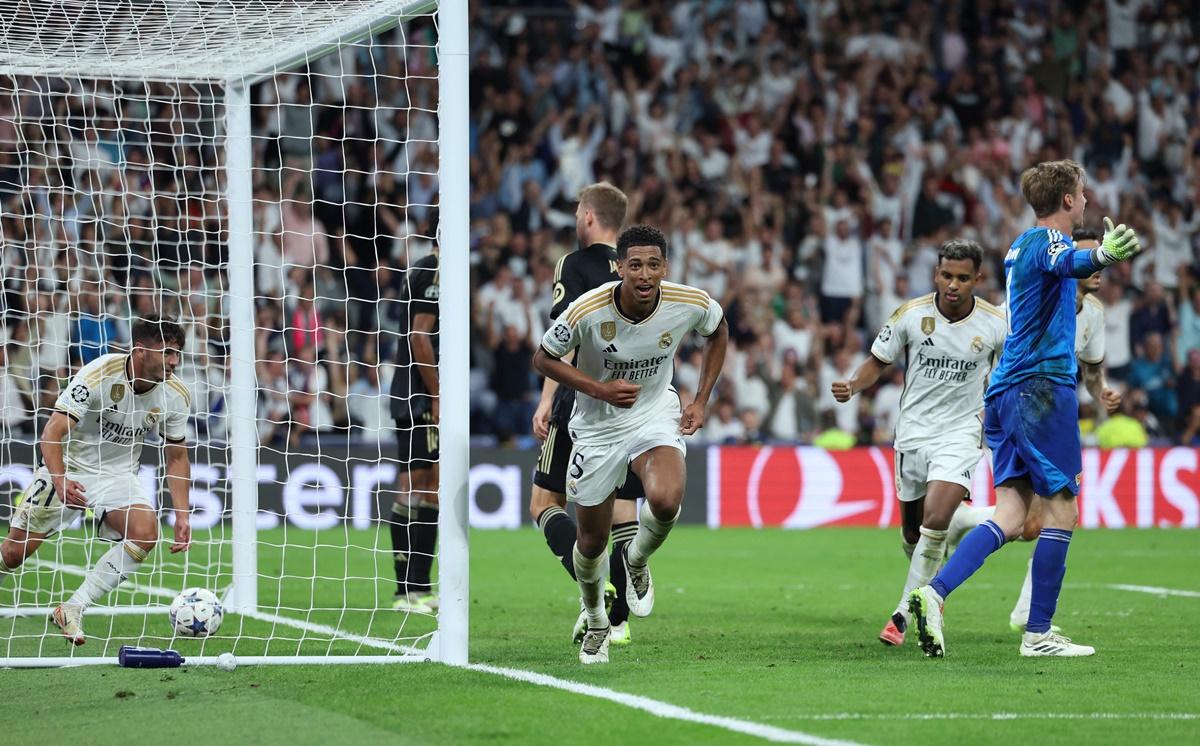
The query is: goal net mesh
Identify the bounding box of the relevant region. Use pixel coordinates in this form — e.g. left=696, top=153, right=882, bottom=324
left=0, top=0, right=441, bottom=662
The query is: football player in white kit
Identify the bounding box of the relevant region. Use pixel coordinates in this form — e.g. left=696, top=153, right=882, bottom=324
left=1007, top=228, right=1120, bottom=632
left=534, top=224, right=728, bottom=664
left=831, top=239, right=1008, bottom=647
left=0, top=316, right=192, bottom=645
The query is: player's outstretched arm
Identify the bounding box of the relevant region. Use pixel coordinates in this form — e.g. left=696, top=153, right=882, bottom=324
left=831, top=356, right=888, bottom=403
left=682, top=318, right=729, bottom=436
left=532, top=347, right=640, bottom=408
left=164, top=440, right=192, bottom=553
left=1096, top=217, right=1141, bottom=266
left=1043, top=218, right=1141, bottom=279
left=40, top=412, right=86, bottom=508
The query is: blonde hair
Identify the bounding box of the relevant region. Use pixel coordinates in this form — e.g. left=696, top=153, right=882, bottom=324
left=577, top=182, right=628, bottom=231
left=1020, top=159, right=1086, bottom=218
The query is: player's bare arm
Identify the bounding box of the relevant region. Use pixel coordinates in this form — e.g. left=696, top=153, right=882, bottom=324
left=412, top=310, right=439, bottom=423
left=681, top=318, right=728, bottom=436
left=40, top=411, right=87, bottom=508
left=164, top=440, right=192, bottom=553
left=533, top=349, right=574, bottom=440
left=831, top=355, right=888, bottom=403
left=533, top=347, right=641, bottom=408
left=1081, top=360, right=1120, bottom=414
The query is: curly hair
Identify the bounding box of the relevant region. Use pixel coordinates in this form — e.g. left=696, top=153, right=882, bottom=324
left=937, top=238, right=983, bottom=270
left=616, top=224, right=668, bottom=260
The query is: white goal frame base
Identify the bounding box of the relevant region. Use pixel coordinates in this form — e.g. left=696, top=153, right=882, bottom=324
left=1, top=654, right=429, bottom=669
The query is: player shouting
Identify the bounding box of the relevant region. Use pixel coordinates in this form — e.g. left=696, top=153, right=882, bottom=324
left=533, top=224, right=727, bottom=664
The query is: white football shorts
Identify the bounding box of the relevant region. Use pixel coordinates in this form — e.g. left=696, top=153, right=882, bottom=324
left=11, top=467, right=153, bottom=537
left=564, top=398, right=686, bottom=507
left=894, top=440, right=982, bottom=503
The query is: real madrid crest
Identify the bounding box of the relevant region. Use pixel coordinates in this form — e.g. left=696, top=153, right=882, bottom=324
left=601, top=321, right=617, bottom=341
left=920, top=317, right=935, bottom=336
left=971, top=336, right=984, bottom=353
left=110, top=383, right=125, bottom=403
left=658, top=331, right=673, bottom=349
left=144, top=407, right=162, bottom=429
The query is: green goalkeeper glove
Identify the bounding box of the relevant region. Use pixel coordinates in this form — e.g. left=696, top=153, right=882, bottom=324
left=1096, top=216, right=1140, bottom=265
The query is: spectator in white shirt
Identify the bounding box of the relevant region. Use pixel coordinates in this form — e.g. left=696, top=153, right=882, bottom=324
left=819, top=219, right=864, bottom=323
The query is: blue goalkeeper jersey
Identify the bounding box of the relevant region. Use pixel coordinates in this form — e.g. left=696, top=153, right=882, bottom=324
left=987, top=226, right=1105, bottom=400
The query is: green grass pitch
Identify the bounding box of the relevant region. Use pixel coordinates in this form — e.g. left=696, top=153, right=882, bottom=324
left=1, top=527, right=1197, bottom=745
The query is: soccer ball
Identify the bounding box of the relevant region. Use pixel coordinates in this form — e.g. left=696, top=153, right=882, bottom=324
left=170, top=588, right=224, bottom=638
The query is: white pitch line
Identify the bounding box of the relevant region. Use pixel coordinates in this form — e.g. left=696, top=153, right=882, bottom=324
left=765, top=713, right=1198, bottom=722
left=1104, top=583, right=1200, bottom=598
left=21, top=558, right=428, bottom=657
left=466, top=663, right=866, bottom=746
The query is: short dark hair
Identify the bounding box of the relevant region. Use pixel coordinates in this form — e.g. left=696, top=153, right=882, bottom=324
left=1072, top=228, right=1102, bottom=242
left=131, top=314, right=186, bottom=349
left=617, top=224, right=668, bottom=260
left=937, top=238, right=983, bottom=271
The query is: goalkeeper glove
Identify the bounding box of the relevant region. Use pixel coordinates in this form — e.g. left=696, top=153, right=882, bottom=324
left=1096, top=216, right=1140, bottom=265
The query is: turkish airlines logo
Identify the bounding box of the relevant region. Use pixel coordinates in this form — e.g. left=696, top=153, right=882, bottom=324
left=708, top=446, right=1200, bottom=529
left=710, top=446, right=895, bottom=528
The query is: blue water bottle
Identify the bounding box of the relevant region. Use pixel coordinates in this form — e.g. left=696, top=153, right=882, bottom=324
left=118, top=646, right=184, bottom=668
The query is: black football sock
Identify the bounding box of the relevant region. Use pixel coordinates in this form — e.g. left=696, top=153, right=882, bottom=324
left=389, top=502, right=415, bottom=596
left=608, top=520, right=638, bottom=626
left=409, top=501, right=439, bottom=594
left=537, top=505, right=578, bottom=580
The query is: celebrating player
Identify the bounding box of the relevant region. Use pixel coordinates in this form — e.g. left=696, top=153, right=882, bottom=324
left=910, top=159, right=1141, bottom=658
left=388, top=248, right=441, bottom=613
left=0, top=316, right=192, bottom=646
left=533, top=224, right=728, bottom=664
left=1006, top=228, right=1121, bottom=632
left=529, top=182, right=644, bottom=645
left=831, top=239, right=1007, bottom=647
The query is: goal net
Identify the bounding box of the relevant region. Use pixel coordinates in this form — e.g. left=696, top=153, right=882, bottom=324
left=0, top=0, right=469, bottom=666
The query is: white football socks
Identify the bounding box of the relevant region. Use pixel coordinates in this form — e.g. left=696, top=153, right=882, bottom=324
left=948, top=503, right=995, bottom=553
left=1011, top=555, right=1034, bottom=626
left=627, top=501, right=678, bottom=568
left=572, top=545, right=609, bottom=629
left=67, top=541, right=148, bottom=610
left=895, top=526, right=948, bottom=620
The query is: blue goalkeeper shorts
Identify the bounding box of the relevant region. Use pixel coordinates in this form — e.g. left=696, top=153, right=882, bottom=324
left=985, top=378, right=1081, bottom=497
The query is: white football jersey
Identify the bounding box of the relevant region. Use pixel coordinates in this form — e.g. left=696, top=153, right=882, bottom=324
left=871, top=294, right=1007, bottom=450
left=1076, top=294, right=1105, bottom=364
left=541, top=281, right=724, bottom=446
left=54, top=353, right=191, bottom=476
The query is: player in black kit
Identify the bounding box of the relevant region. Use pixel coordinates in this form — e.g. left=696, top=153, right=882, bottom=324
left=389, top=249, right=441, bottom=613
left=530, top=182, right=644, bottom=645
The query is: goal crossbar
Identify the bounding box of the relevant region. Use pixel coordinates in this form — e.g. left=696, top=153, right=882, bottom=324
left=0, top=0, right=437, bottom=82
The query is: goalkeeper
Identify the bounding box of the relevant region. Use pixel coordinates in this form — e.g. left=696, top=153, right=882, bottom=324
left=910, top=160, right=1140, bottom=659
left=0, top=316, right=193, bottom=646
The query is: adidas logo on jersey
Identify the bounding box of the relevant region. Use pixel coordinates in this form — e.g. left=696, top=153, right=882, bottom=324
left=921, top=338, right=935, bottom=347
left=602, top=343, right=619, bottom=354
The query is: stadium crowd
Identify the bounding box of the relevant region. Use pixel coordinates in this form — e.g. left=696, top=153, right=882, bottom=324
left=466, top=0, right=1200, bottom=448
left=2, top=1, right=1200, bottom=450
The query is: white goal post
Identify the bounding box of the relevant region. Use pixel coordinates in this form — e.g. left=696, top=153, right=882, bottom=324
left=0, top=0, right=468, bottom=666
